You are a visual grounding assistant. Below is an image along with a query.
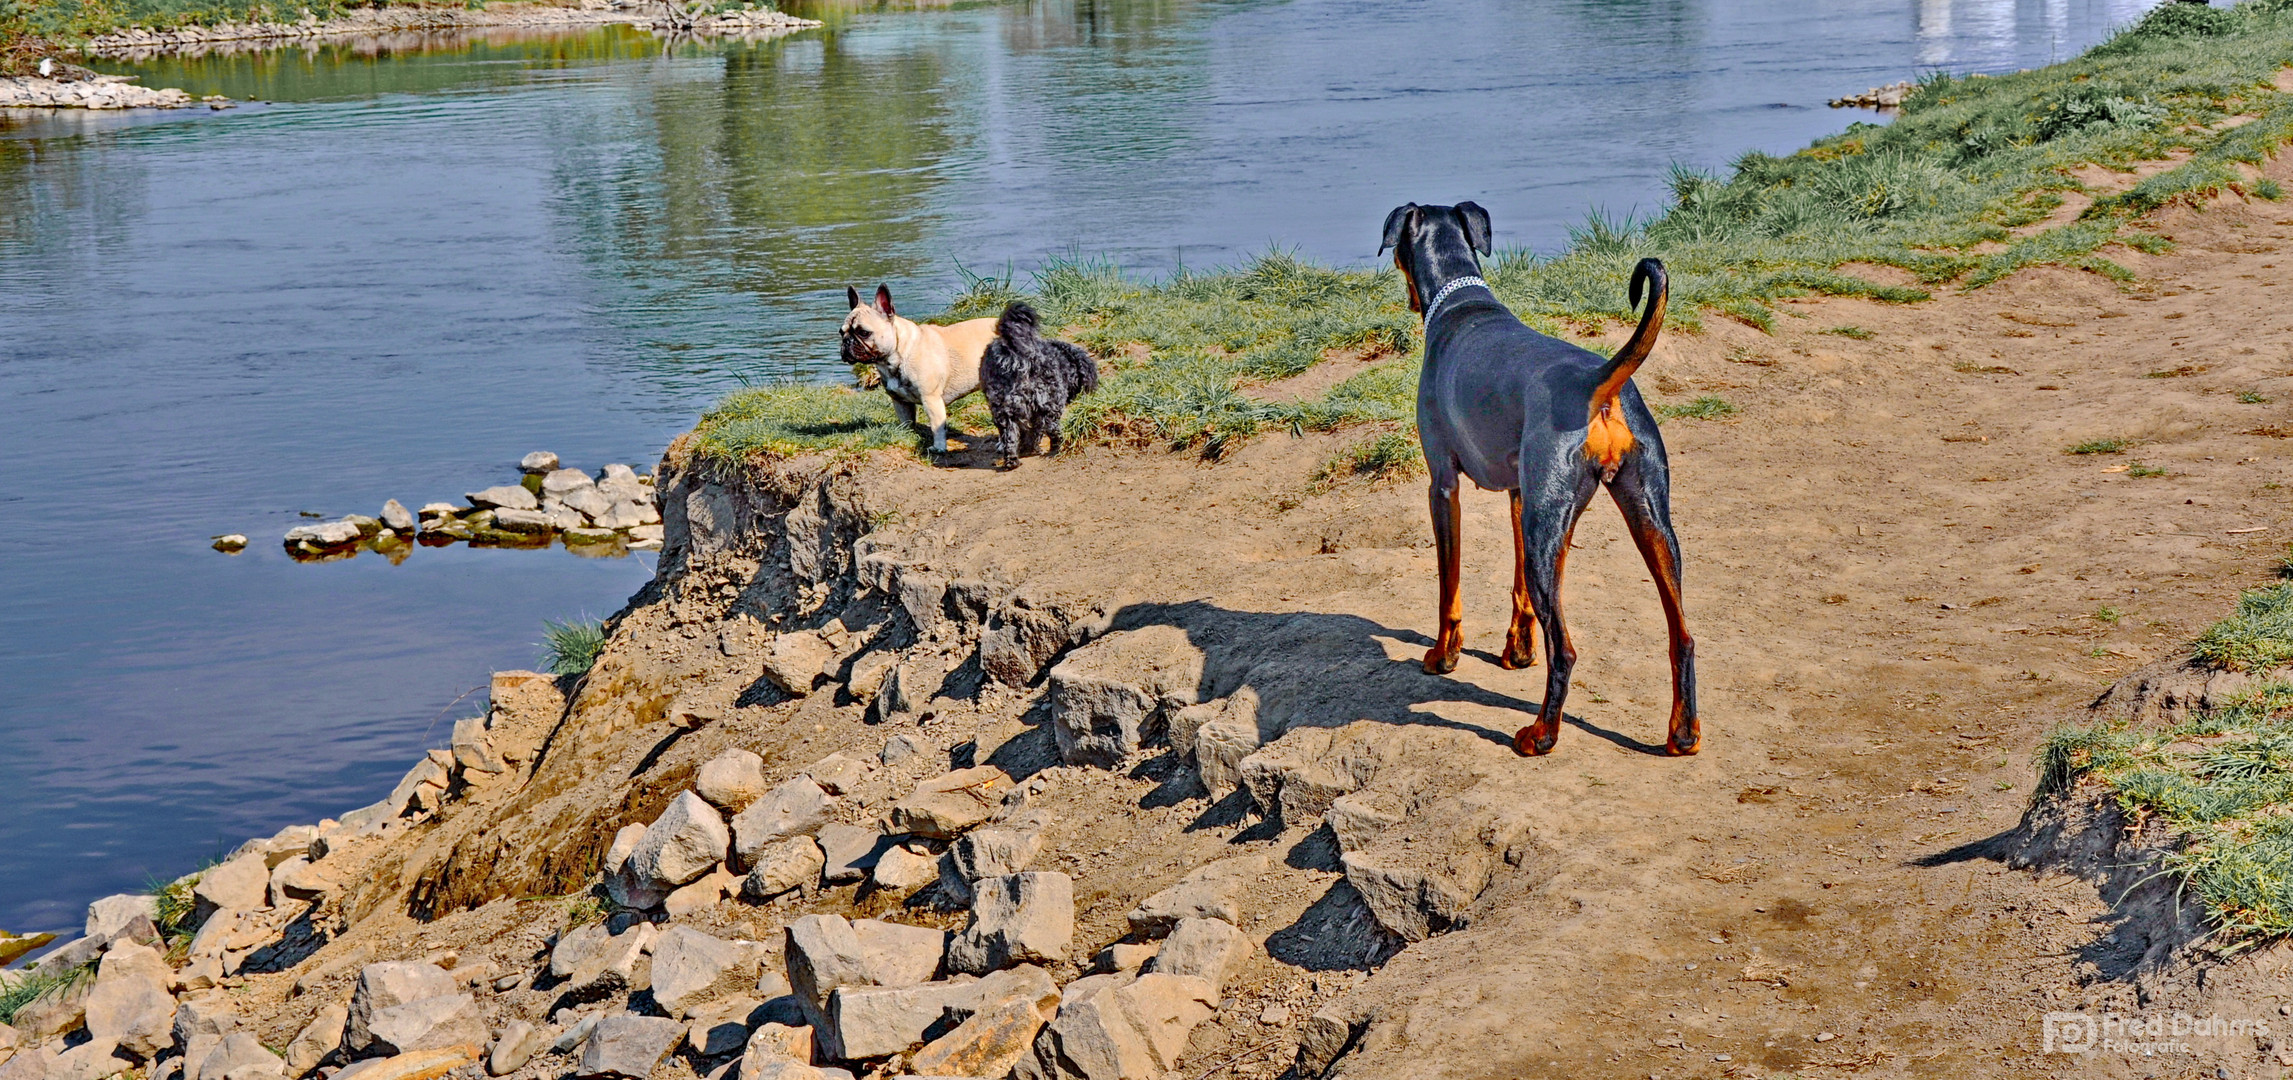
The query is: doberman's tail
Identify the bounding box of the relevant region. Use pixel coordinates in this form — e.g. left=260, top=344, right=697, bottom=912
left=1583, top=258, right=1666, bottom=481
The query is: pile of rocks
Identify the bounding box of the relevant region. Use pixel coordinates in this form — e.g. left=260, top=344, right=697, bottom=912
left=271, top=452, right=663, bottom=561
left=665, top=6, right=820, bottom=35
left=81, top=2, right=646, bottom=53
left=0, top=75, right=214, bottom=110
left=1829, top=80, right=1916, bottom=109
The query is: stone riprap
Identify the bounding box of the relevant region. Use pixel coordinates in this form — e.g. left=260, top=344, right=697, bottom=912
left=270, top=454, right=663, bottom=560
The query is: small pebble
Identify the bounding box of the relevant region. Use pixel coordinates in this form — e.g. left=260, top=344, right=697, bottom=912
left=1714, top=1054, right=1731, bottom=1062
left=1259, top=1005, right=1291, bottom=1025
left=1815, top=1032, right=1837, bottom=1042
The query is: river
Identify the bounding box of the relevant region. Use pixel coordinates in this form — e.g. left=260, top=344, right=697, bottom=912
left=0, top=0, right=2171, bottom=937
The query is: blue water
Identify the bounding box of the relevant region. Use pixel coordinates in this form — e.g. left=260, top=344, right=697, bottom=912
left=0, top=0, right=2173, bottom=937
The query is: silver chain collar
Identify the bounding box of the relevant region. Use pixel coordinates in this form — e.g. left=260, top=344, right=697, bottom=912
left=1423, top=275, right=1488, bottom=321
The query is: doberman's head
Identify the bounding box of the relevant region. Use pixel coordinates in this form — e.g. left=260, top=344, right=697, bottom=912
left=1378, top=202, right=1492, bottom=315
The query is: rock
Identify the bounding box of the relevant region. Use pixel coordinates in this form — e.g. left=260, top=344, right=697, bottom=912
left=485, top=1020, right=543, bottom=1074
left=284, top=521, right=362, bottom=549
left=385, top=757, right=449, bottom=817
left=557, top=487, right=613, bottom=521
left=823, top=980, right=980, bottom=1060
left=550, top=1015, right=603, bottom=1055
left=380, top=501, right=416, bottom=533
left=783, top=915, right=946, bottom=1015
left=978, top=606, right=1076, bottom=688
left=802, top=753, right=870, bottom=796
left=1046, top=626, right=1203, bottom=768
left=1089, top=944, right=1157, bottom=976
left=1125, top=855, right=1265, bottom=936
left=332, top=1046, right=480, bottom=1080
left=211, top=534, right=249, bottom=552
left=27, top=934, right=101, bottom=977
left=1322, top=792, right=1407, bottom=855
left=737, top=1023, right=812, bottom=1073
left=451, top=717, right=506, bottom=776
left=192, top=854, right=271, bottom=924
left=593, top=502, right=651, bottom=530
left=627, top=524, right=665, bottom=545
left=679, top=997, right=761, bottom=1056
left=1338, top=784, right=1530, bottom=942
left=948, top=823, right=1045, bottom=883
left=417, top=503, right=459, bottom=520
left=82, top=944, right=175, bottom=1058
left=633, top=791, right=732, bottom=889
left=1170, top=691, right=1261, bottom=799
left=869, top=845, right=938, bottom=895
left=174, top=993, right=239, bottom=1051
left=549, top=922, right=653, bottom=996
left=743, top=1061, right=848, bottom=1080
left=695, top=750, right=769, bottom=812
left=816, top=824, right=893, bottom=885
left=564, top=526, right=618, bottom=544
left=1036, top=974, right=1216, bottom=1080
left=271, top=855, right=333, bottom=905
left=285, top=1002, right=350, bottom=1074
left=1292, top=999, right=1372, bottom=1078
left=53, top=1042, right=134, bottom=1080
left=490, top=508, right=554, bottom=535
left=540, top=469, right=596, bottom=497
left=947, top=873, right=1072, bottom=975
left=360, top=994, right=484, bottom=1059
left=576, top=1016, right=683, bottom=1079
left=879, top=735, right=920, bottom=766
left=519, top=452, right=561, bottom=474
left=740, top=835, right=825, bottom=902
left=875, top=662, right=924, bottom=721
left=908, top=984, right=1054, bottom=1078
left=83, top=894, right=158, bottom=944
left=197, top=1034, right=284, bottom=1080
left=465, top=486, right=538, bottom=512
left=1141, top=919, right=1249, bottom=993
left=649, top=928, right=757, bottom=1020
left=345, top=963, right=457, bottom=1055
left=730, top=779, right=831, bottom=868
left=662, top=867, right=736, bottom=917
left=604, top=823, right=648, bottom=875
left=342, top=514, right=384, bottom=538
left=763, top=635, right=834, bottom=696
left=890, top=767, right=1012, bottom=839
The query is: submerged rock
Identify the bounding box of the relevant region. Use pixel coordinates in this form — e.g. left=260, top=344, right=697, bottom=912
left=518, top=451, right=560, bottom=475
left=464, top=486, right=538, bottom=512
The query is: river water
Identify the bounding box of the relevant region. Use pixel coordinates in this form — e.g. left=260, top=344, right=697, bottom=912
left=0, top=0, right=2171, bottom=937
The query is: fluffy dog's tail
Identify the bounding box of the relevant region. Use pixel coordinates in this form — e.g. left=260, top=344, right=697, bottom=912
left=996, top=301, right=1046, bottom=352
left=1583, top=258, right=1666, bottom=481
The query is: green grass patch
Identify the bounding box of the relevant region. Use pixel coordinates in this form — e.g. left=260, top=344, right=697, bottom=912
left=2036, top=584, right=2293, bottom=941
left=148, top=863, right=211, bottom=945
left=2068, top=437, right=2131, bottom=454
left=1658, top=396, right=1739, bottom=421
left=539, top=617, right=606, bottom=677
left=684, top=0, right=2293, bottom=467
left=2128, top=461, right=2169, bottom=477
left=2240, top=390, right=2273, bottom=404
left=1826, top=325, right=1878, bottom=340
left=0, top=963, right=94, bottom=1026
left=1309, top=429, right=1426, bottom=490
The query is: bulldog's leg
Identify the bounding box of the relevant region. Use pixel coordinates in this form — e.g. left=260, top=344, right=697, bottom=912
left=892, top=398, right=917, bottom=428
left=922, top=396, right=950, bottom=453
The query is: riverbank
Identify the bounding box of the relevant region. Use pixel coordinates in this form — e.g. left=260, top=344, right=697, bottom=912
left=0, top=73, right=215, bottom=108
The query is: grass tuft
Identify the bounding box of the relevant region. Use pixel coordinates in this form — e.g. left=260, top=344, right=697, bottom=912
left=2193, top=583, right=2293, bottom=672
left=1310, top=429, right=1426, bottom=490
left=1826, top=325, right=1877, bottom=340
left=1658, top=396, right=1738, bottom=421
left=0, top=963, right=94, bottom=1026
left=2068, top=437, right=2131, bottom=455
left=540, top=617, right=607, bottom=677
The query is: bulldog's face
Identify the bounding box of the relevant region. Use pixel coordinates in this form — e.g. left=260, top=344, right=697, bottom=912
left=841, top=285, right=899, bottom=365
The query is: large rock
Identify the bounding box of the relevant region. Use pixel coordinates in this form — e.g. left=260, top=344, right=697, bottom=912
left=1234, top=726, right=1392, bottom=826
left=695, top=750, right=769, bottom=812
left=549, top=923, right=654, bottom=997
left=947, top=873, right=1072, bottom=975
left=737, top=1023, right=812, bottom=1070
left=889, top=768, right=1012, bottom=840
left=450, top=717, right=506, bottom=776
left=649, top=928, right=757, bottom=1020
left=632, top=792, right=731, bottom=889
left=519, top=451, right=561, bottom=475
left=192, top=854, right=271, bottom=924
left=1141, top=918, right=1250, bottom=993
left=948, top=822, right=1045, bottom=884
left=465, top=485, right=538, bottom=511
left=487, top=1021, right=546, bottom=1077
left=741, top=836, right=825, bottom=902
left=1337, top=782, right=1533, bottom=941
left=380, top=500, right=417, bottom=533
left=197, top=1034, right=285, bottom=1080
left=360, top=994, right=485, bottom=1059
left=575, top=1016, right=682, bottom=1079
left=1045, top=626, right=1204, bottom=767
left=490, top=508, right=554, bottom=535
left=1125, top=855, right=1265, bottom=936
left=978, top=604, right=1078, bottom=688
left=802, top=753, right=870, bottom=796
left=783, top=915, right=946, bottom=1015
left=82, top=945, right=175, bottom=1059
left=763, top=635, right=835, bottom=697
left=869, top=844, right=938, bottom=896
left=332, top=1046, right=479, bottom=1080
left=816, top=824, right=892, bottom=885
left=174, top=992, right=239, bottom=1052
left=6, top=973, right=88, bottom=1042
left=730, top=779, right=832, bottom=868
left=908, top=966, right=1059, bottom=1078
left=823, top=980, right=979, bottom=1060
left=83, top=894, right=159, bottom=946
left=1168, top=690, right=1262, bottom=799
left=1035, top=974, right=1217, bottom=1080
left=540, top=468, right=594, bottom=497
left=346, top=963, right=458, bottom=1055
left=285, top=1002, right=350, bottom=1075
left=284, top=520, right=362, bottom=549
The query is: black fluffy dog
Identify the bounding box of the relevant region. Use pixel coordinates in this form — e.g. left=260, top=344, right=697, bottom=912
left=981, top=301, right=1098, bottom=468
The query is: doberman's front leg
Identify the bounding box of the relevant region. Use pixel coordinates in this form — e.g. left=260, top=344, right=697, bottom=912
left=1424, top=476, right=1465, bottom=674
left=1499, top=489, right=1540, bottom=670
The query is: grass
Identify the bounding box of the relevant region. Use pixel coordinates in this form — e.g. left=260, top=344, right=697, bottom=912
left=7, top=0, right=492, bottom=45
left=2240, top=390, right=2273, bottom=403
left=2128, top=461, right=2169, bottom=477
left=147, top=862, right=211, bottom=945
left=0, top=963, right=94, bottom=1026
left=540, top=617, right=607, bottom=677
left=1657, top=396, right=1739, bottom=421
left=2095, top=604, right=2126, bottom=624
left=2068, top=437, right=2131, bottom=454
left=2037, top=585, right=2293, bottom=942
left=686, top=2, right=2293, bottom=468
left=1309, top=429, right=1425, bottom=490
left=1826, top=325, right=1877, bottom=340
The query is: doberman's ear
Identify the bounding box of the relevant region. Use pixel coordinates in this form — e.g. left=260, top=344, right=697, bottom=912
left=1455, top=201, right=1493, bottom=256
left=847, top=286, right=862, bottom=310
left=1378, top=204, right=1418, bottom=256
left=874, top=285, right=895, bottom=317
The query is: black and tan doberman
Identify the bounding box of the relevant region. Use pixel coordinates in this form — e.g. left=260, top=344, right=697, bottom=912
left=1380, top=201, right=1697, bottom=757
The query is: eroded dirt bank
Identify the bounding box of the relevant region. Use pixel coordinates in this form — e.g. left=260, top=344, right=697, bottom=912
left=15, top=157, right=2293, bottom=1080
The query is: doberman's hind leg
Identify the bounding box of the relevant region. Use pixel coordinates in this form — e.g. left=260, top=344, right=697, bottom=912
left=1608, top=453, right=1699, bottom=755
left=1498, top=489, right=1540, bottom=670
left=1423, top=468, right=1465, bottom=675
left=1514, top=480, right=1596, bottom=755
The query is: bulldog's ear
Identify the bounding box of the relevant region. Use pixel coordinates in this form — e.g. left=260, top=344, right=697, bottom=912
left=874, top=285, right=895, bottom=317
left=1378, top=204, right=1418, bottom=256
left=847, top=286, right=862, bottom=310
left=1456, top=201, right=1493, bottom=256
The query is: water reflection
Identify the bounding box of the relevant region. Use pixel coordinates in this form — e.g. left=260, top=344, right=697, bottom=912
left=1917, top=0, right=2164, bottom=70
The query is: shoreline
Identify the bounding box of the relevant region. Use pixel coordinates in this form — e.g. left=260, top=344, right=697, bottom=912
left=77, top=2, right=818, bottom=56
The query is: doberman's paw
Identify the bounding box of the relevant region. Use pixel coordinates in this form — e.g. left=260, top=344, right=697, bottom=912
left=1665, top=730, right=1702, bottom=756
left=1513, top=725, right=1556, bottom=756
left=1497, top=641, right=1538, bottom=670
